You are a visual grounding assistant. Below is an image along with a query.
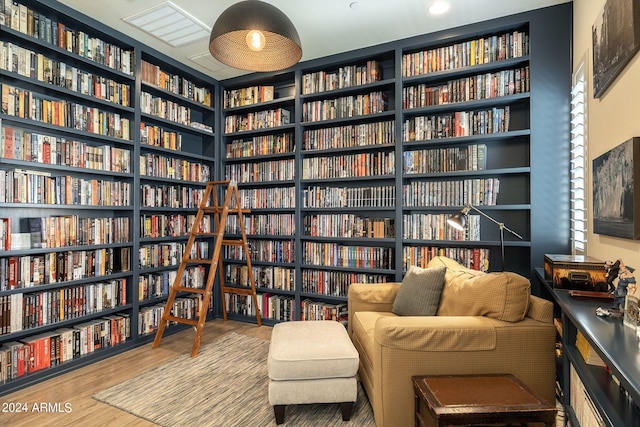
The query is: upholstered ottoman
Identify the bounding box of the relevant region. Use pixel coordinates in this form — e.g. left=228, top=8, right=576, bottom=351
left=267, top=320, right=359, bottom=424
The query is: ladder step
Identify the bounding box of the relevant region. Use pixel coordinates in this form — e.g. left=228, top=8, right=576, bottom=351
left=201, top=207, right=250, bottom=214
left=182, top=257, right=213, bottom=265
left=172, top=286, right=208, bottom=294
left=222, top=287, right=257, bottom=296
left=165, top=315, right=199, bottom=326
left=221, top=239, right=245, bottom=246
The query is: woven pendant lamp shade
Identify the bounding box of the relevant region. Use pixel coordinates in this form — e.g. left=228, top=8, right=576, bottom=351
left=209, top=1, right=302, bottom=72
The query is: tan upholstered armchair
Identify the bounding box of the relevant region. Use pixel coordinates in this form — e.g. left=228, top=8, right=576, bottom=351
left=347, top=256, right=556, bottom=427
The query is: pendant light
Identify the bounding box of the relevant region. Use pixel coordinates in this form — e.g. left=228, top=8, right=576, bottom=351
left=209, top=0, right=302, bottom=72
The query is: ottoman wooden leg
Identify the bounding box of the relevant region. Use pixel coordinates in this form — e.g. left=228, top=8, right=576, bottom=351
left=273, top=405, right=285, bottom=424
left=341, top=402, right=354, bottom=421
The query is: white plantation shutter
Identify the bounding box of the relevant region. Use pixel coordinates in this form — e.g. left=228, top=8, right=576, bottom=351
left=570, top=59, right=587, bottom=254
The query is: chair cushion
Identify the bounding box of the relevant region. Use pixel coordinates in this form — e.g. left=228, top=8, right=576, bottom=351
left=428, top=256, right=531, bottom=322
left=392, top=265, right=446, bottom=316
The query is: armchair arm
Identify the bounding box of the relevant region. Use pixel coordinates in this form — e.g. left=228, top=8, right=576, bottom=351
left=347, top=282, right=400, bottom=336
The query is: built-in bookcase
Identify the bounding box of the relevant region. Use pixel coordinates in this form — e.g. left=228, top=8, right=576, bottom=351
left=0, top=0, right=137, bottom=392
left=400, top=26, right=533, bottom=273
left=0, top=0, right=217, bottom=395
left=136, top=51, right=215, bottom=337
left=219, top=4, right=571, bottom=322
left=298, top=51, right=397, bottom=322
left=220, top=72, right=297, bottom=323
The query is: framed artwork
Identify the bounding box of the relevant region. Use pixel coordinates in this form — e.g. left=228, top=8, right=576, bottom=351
left=593, top=137, right=640, bottom=239
left=592, top=0, right=640, bottom=98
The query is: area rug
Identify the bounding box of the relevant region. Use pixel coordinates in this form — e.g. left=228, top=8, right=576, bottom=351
left=93, top=332, right=375, bottom=426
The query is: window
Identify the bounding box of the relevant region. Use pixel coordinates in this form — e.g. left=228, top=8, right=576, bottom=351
left=570, top=58, right=587, bottom=254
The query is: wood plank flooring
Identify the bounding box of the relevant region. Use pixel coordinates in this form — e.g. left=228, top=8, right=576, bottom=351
left=0, top=320, right=272, bottom=427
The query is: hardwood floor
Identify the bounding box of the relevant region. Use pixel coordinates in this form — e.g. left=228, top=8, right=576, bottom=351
left=0, top=320, right=272, bottom=427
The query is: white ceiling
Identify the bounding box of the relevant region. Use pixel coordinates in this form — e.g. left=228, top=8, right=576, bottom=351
left=57, top=0, right=571, bottom=81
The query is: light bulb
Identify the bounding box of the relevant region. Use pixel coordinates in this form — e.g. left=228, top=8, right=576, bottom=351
left=246, top=30, right=266, bottom=51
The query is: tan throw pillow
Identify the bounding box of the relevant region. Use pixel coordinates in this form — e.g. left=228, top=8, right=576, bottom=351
left=428, top=256, right=531, bottom=322
left=392, top=266, right=447, bottom=316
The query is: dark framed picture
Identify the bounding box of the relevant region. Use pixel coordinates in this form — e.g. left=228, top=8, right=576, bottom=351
left=592, top=0, right=640, bottom=98
left=593, top=137, right=640, bottom=239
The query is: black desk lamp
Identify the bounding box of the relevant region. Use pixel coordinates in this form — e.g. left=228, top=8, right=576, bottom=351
left=447, top=204, right=523, bottom=271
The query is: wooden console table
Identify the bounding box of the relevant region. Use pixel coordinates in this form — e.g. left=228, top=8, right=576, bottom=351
left=412, top=374, right=556, bottom=426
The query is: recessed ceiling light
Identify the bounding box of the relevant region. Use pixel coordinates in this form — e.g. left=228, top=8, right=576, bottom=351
left=350, top=2, right=361, bottom=9
left=428, top=1, right=450, bottom=15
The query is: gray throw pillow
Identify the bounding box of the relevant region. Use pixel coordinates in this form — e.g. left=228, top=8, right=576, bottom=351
left=392, top=265, right=446, bottom=316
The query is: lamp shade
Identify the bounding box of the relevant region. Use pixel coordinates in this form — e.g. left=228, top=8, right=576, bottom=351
left=209, top=1, right=302, bottom=72
left=446, top=211, right=467, bottom=231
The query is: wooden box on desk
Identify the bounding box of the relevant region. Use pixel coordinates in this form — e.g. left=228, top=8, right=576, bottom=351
left=544, top=254, right=607, bottom=291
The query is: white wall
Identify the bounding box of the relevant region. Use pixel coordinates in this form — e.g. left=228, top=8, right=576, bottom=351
left=574, top=0, right=640, bottom=269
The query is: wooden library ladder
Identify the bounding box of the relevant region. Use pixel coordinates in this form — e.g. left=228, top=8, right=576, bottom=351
left=152, top=180, right=262, bottom=357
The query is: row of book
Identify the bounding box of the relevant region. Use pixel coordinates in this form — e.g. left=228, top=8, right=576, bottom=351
left=140, top=184, right=205, bottom=209
left=140, top=60, right=212, bottom=107
left=402, top=245, right=490, bottom=272
left=301, top=151, right=395, bottom=179
left=140, top=91, right=192, bottom=126
left=402, top=30, right=529, bottom=77
left=302, top=60, right=383, bottom=95
left=403, top=144, right=487, bottom=174
left=224, top=108, right=291, bottom=133
left=403, top=213, right=480, bottom=241
left=10, top=215, right=131, bottom=250
left=224, top=239, right=295, bottom=264
left=302, top=185, right=396, bottom=208
left=1, top=168, right=131, bottom=206
left=139, top=153, right=211, bottom=182
left=225, top=213, right=295, bottom=236
left=1, top=84, right=131, bottom=140
left=2, top=125, right=132, bottom=173
left=301, top=91, right=387, bottom=122
left=140, top=214, right=210, bottom=239
left=226, top=132, right=294, bottom=158
left=302, top=241, right=394, bottom=270
left=301, top=120, right=395, bottom=151
left=139, top=122, right=182, bottom=151
left=300, top=299, right=347, bottom=324
left=0, top=312, right=131, bottom=382
left=0, top=278, right=127, bottom=335
left=224, top=265, right=295, bottom=291
left=225, top=292, right=295, bottom=322
left=402, top=106, right=510, bottom=142
left=236, top=186, right=296, bottom=209
left=137, top=267, right=207, bottom=301
left=223, top=85, right=275, bottom=109
left=225, top=158, right=295, bottom=183
left=0, top=248, right=131, bottom=290
left=403, top=178, right=501, bottom=207
left=0, top=41, right=131, bottom=107
left=138, top=242, right=209, bottom=270
left=303, top=214, right=394, bottom=239
left=300, top=270, right=390, bottom=298
left=138, top=270, right=176, bottom=301
left=402, top=66, right=530, bottom=109
left=138, top=294, right=207, bottom=336
left=1, top=1, right=134, bottom=74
